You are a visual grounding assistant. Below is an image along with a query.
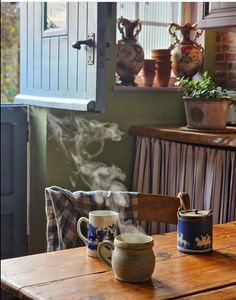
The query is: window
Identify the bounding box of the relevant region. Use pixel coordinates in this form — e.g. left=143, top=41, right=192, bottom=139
left=42, top=2, right=68, bottom=37
left=115, top=2, right=183, bottom=88
left=116, top=2, right=182, bottom=58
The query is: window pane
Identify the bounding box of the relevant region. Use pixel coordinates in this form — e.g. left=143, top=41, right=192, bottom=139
left=139, top=2, right=173, bottom=23
left=45, top=2, right=67, bottom=30
left=116, top=2, right=182, bottom=58
left=138, top=25, right=172, bottom=59
left=116, top=2, right=136, bottom=20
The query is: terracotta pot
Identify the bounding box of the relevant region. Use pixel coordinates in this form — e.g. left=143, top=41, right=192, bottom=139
left=141, top=70, right=155, bottom=87
left=143, top=59, right=156, bottom=72
left=151, top=49, right=171, bottom=59
left=155, top=61, right=172, bottom=87
left=151, top=49, right=172, bottom=87
left=184, top=98, right=230, bottom=129
left=140, top=59, right=156, bottom=87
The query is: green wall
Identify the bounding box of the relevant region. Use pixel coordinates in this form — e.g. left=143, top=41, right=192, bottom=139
left=29, top=5, right=215, bottom=254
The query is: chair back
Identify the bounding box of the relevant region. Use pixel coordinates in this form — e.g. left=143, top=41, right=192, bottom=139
left=138, top=192, right=190, bottom=224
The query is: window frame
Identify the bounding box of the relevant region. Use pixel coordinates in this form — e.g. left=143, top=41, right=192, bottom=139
left=42, top=2, right=68, bottom=38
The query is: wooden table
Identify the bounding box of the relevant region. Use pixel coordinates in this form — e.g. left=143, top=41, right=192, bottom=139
left=1, top=222, right=236, bottom=300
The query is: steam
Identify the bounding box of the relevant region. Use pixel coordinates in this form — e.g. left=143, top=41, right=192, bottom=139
left=47, top=113, right=126, bottom=190
left=47, top=113, right=146, bottom=236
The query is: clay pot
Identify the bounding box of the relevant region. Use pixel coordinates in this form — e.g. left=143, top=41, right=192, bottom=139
left=141, top=71, right=155, bottom=87
left=155, top=61, right=172, bottom=87
left=141, top=59, right=156, bottom=87
left=143, top=59, right=156, bottom=72
left=151, top=49, right=171, bottom=60
left=151, top=49, right=172, bottom=87
left=184, top=98, right=230, bottom=129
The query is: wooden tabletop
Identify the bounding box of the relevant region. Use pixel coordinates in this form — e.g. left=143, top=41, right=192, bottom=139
left=1, top=222, right=236, bottom=300
left=129, top=124, right=236, bottom=149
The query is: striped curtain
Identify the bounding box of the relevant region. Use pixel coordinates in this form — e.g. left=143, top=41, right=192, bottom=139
left=132, top=136, right=236, bottom=234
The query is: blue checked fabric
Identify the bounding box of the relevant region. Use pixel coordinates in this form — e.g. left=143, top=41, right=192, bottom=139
left=45, top=186, right=139, bottom=252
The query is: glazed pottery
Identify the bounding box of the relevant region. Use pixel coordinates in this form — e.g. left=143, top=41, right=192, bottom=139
left=169, top=22, right=204, bottom=78
left=77, top=210, right=119, bottom=257
left=184, top=98, right=229, bottom=129
left=116, top=17, right=144, bottom=86
left=97, top=234, right=155, bottom=283
left=177, top=209, right=213, bottom=253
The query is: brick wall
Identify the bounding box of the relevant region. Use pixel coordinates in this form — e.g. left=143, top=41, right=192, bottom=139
left=215, top=31, right=236, bottom=90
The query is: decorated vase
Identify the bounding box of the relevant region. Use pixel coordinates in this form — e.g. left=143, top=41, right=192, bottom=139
left=169, top=22, right=204, bottom=78
left=116, top=17, right=144, bottom=86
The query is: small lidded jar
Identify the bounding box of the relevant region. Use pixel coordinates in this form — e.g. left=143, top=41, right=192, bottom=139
left=177, top=209, right=213, bottom=253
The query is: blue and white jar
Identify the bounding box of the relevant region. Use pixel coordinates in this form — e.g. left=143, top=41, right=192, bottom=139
left=177, top=209, right=213, bottom=253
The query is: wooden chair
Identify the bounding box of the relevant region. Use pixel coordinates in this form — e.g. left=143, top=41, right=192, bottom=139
left=137, top=192, right=190, bottom=225
left=45, top=187, right=190, bottom=251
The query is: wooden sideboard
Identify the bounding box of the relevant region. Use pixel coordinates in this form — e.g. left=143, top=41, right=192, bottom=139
left=129, top=125, right=236, bottom=149
left=129, top=125, right=236, bottom=234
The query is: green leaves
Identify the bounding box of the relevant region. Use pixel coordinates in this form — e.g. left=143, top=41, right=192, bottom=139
left=179, top=71, right=228, bottom=100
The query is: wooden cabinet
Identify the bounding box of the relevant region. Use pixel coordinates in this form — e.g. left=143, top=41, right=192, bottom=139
left=197, top=2, right=236, bottom=30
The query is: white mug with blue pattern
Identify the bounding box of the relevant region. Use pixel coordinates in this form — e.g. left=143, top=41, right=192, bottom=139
left=77, top=210, right=119, bottom=257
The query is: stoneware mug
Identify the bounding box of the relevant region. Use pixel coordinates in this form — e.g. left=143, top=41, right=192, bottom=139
left=77, top=210, right=119, bottom=257
left=97, top=234, right=155, bottom=282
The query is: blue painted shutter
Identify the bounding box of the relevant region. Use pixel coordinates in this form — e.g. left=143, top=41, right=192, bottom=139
left=15, top=3, right=108, bottom=112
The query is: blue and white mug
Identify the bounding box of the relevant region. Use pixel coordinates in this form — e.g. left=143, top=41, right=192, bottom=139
left=77, top=210, right=119, bottom=257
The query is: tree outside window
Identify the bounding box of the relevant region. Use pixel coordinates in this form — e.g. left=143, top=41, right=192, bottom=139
left=1, top=3, right=20, bottom=103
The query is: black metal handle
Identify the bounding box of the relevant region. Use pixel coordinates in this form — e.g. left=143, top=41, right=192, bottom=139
left=72, top=39, right=94, bottom=50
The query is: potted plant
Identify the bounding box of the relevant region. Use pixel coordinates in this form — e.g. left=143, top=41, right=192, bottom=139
left=179, top=71, right=234, bottom=129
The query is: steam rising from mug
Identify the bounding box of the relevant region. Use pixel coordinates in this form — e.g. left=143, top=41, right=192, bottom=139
left=47, top=113, right=146, bottom=236
left=47, top=113, right=126, bottom=190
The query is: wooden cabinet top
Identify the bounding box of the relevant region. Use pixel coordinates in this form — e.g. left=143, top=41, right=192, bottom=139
left=129, top=125, right=236, bottom=149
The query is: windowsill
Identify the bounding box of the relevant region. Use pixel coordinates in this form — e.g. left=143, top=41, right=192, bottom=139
left=113, top=75, right=182, bottom=92
left=15, top=94, right=96, bottom=111
left=113, top=86, right=180, bottom=92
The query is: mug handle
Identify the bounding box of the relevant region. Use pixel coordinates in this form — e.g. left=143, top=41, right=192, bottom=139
left=77, top=217, right=89, bottom=245
left=97, top=240, right=114, bottom=267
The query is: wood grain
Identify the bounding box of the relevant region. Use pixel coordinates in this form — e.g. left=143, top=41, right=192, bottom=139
left=138, top=192, right=190, bottom=224
left=1, top=222, right=236, bottom=300
left=180, top=285, right=236, bottom=300
left=129, top=124, right=236, bottom=149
